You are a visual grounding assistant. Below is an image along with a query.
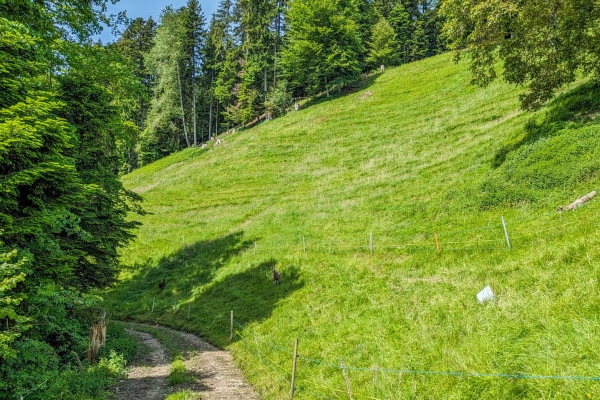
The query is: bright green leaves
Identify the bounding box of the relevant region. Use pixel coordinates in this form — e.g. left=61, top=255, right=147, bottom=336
left=282, top=0, right=363, bottom=96
left=442, top=0, right=600, bottom=109
left=366, top=17, right=399, bottom=68
left=0, top=248, right=30, bottom=359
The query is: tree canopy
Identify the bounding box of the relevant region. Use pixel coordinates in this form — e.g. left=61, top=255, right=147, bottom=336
left=442, top=0, right=600, bottom=109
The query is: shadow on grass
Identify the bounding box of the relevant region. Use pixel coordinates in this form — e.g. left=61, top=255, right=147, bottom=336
left=106, top=231, right=304, bottom=346
left=109, top=231, right=253, bottom=301
left=492, top=81, right=600, bottom=168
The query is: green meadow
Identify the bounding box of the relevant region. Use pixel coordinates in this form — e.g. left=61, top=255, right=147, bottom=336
left=105, top=53, right=600, bottom=399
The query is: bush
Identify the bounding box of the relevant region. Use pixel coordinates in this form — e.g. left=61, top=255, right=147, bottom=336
left=0, top=339, right=59, bottom=399
left=99, top=321, right=139, bottom=362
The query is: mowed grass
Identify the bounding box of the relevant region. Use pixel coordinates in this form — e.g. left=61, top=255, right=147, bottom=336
left=106, top=53, right=600, bottom=399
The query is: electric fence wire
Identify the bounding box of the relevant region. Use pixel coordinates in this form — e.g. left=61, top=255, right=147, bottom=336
left=232, top=319, right=600, bottom=389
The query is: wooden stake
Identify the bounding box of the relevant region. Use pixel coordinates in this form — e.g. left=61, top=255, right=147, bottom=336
left=187, top=303, right=191, bottom=320
left=152, top=297, right=155, bottom=313
left=435, top=233, right=440, bottom=252
left=290, top=338, right=299, bottom=398
left=230, top=310, right=234, bottom=342
left=501, top=216, right=511, bottom=250
left=340, top=358, right=354, bottom=400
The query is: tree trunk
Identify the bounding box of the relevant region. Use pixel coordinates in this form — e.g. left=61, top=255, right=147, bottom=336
left=192, top=70, right=197, bottom=146
left=208, top=99, right=213, bottom=140
left=176, top=62, right=191, bottom=148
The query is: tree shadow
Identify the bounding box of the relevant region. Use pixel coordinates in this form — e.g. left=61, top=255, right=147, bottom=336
left=492, top=81, right=600, bottom=168
left=106, top=232, right=304, bottom=347
left=107, top=231, right=254, bottom=302
left=182, top=259, right=304, bottom=346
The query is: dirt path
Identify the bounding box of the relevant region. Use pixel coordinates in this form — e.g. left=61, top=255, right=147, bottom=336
left=114, top=330, right=170, bottom=399
left=113, top=324, right=259, bottom=400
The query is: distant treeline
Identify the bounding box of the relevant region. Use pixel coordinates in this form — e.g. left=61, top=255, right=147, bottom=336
left=113, top=0, right=447, bottom=167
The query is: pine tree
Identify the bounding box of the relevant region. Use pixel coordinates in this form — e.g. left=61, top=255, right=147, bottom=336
left=407, top=18, right=428, bottom=61
left=388, top=2, right=412, bottom=63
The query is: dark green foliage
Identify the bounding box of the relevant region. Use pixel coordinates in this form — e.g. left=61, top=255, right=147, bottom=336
left=57, top=75, right=143, bottom=290
left=0, top=5, right=142, bottom=398
left=0, top=338, right=60, bottom=398
left=388, top=2, right=411, bottom=61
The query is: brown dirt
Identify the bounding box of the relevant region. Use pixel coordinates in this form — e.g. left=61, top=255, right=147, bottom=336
left=113, top=325, right=259, bottom=400
left=114, top=330, right=170, bottom=400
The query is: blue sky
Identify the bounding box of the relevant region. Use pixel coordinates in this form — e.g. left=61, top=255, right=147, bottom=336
left=96, top=0, right=218, bottom=43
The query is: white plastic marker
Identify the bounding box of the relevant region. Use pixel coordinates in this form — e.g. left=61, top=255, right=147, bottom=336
left=477, top=285, right=495, bottom=303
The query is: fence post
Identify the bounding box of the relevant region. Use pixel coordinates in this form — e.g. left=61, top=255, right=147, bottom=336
left=230, top=310, right=234, bottom=342
left=290, top=338, right=299, bottom=398
left=501, top=216, right=511, bottom=250
left=151, top=297, right=155, bottom=313
left=340, top=358, right=355, bottom=400
left=187, top=303, right=191, bottom=320
left=303, top=236, right=306, bottom=253
left=435, top=233, right=440, bottom=252
left=370, top=232, right=373, bottom=254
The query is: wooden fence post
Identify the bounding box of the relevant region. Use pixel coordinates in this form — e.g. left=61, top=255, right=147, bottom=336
left=435, top=233, right=440, bottom=252
left=152, top=297, right=155, bottom=313
left=340, top=358, right=355, bottom=400
left=290, top=338, right=299, bottom=398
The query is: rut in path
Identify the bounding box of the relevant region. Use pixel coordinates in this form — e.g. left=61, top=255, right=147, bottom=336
left=113, top=324, right=259, bottom=400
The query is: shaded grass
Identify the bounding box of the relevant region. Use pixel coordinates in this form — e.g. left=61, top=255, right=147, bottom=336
left=106, top=53, right=600, bottom=399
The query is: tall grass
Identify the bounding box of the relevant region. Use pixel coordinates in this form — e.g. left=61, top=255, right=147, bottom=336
left=105, top=53, right=600, bottom=398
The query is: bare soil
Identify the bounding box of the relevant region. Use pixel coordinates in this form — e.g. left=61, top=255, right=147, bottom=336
left=113, top=324, right=259, bottom=400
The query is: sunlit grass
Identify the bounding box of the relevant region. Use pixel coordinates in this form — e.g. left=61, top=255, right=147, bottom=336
left=106, top=53, right=600, bottom=399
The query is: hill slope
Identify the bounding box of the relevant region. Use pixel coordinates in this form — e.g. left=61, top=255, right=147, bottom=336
left=107, top=53, right=600, bottom=399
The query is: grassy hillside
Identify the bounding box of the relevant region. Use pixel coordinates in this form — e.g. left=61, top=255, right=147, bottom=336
left=106, top=53, right=600, bottom=399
